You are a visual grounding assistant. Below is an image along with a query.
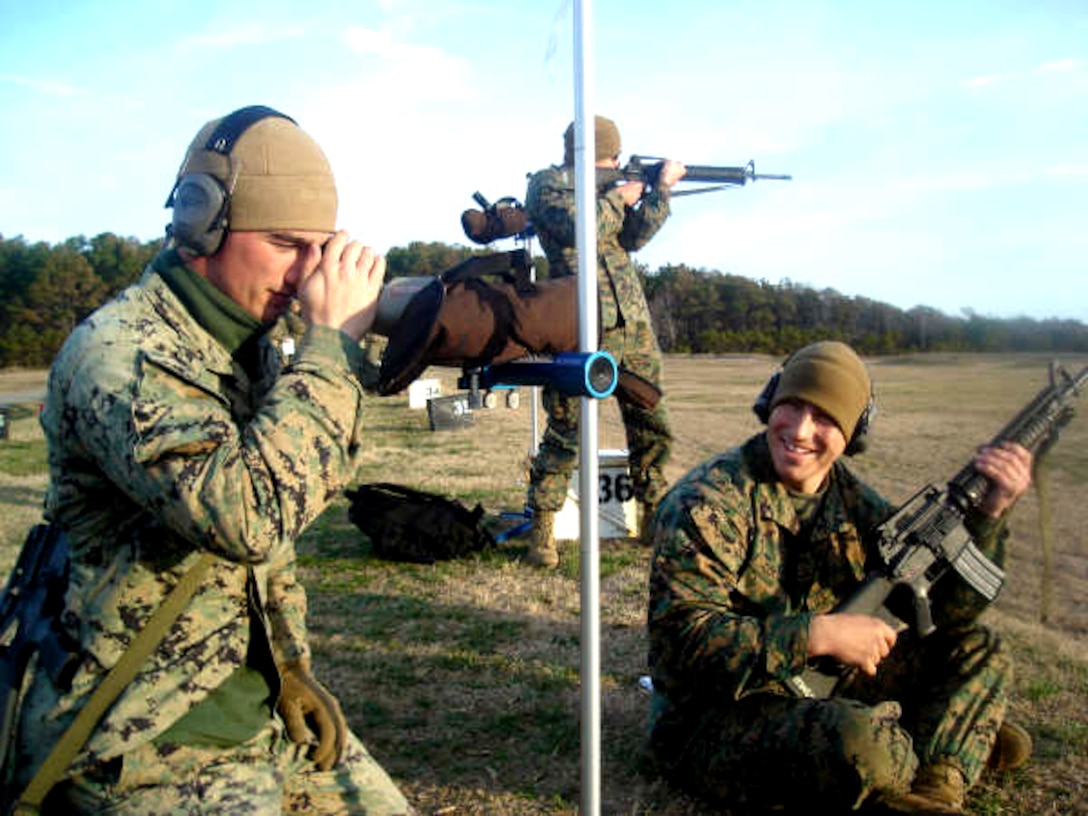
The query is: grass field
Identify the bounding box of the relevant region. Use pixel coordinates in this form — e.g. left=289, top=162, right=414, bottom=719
left=1, top=353, right=1086, bottom=815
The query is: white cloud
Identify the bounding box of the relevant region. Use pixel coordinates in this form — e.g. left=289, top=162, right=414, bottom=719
left=961, top=72, right=1020, bottom=89
left=898, top=172, right=1003, bottom=193
left=1044, top=164, right=1088, bottom=177
left=334, top=26, right=474, bottom=106
left=343, top=27, right=439, bottom=61
left=0, top=72, right=142, bottom=111
left=176, top=23, right=305, bottom=50
left=0, top=72, right=79, bottom=97
left=1037, top=58, right=1081, bottom=73
left=962, top=57, right=1082, bottom=91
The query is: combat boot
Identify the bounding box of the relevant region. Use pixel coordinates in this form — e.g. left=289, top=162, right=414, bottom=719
left=875, top=761, right=966, bottom=815
left=986, top=720, right=1032, bottom=772
left=637, top=501, right=657, bottom=547
left=524, top=510, right=559, bottom=569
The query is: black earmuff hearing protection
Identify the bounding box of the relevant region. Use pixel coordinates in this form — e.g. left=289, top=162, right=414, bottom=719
left=751, top=363, right=876, bottom=456
left=165, top=105, right=294, bottom=257
left=751, top=369, right=782, bottom=426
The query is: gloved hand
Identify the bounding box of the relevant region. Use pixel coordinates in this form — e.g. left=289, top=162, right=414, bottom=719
left=277, top=658, right=348, bottom=771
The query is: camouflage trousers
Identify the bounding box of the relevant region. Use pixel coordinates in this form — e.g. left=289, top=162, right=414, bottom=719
left=37, top=719, right=415, bottom=815
left=649, top=623, right=1011, bottom=811
left=528, top=317, right=673, bottom=513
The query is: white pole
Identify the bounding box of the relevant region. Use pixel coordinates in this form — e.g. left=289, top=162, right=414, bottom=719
left=572, top=1, right=601, bottom=814
left=528, top=235, right=540, bottom=458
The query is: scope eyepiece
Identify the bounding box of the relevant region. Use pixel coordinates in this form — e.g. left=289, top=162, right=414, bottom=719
left=470, top=351, right=618, bottom=399
left=587, top=353, right=618, bottom=397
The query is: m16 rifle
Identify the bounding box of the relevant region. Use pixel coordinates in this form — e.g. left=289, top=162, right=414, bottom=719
left=0, top=524, right=80, bottom=774
left=786, top=361, right=1087, bottom=699
left=598, top=156, right=792, bottom=196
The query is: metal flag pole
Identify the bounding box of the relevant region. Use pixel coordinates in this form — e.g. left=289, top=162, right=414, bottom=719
left=572, top=0, right=601, bottom=813
left=528, top=235, right=541, bottom=458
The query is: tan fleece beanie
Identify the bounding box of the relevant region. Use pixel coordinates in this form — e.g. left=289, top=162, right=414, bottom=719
left=176, top=114, right=337, bottom=233
left=771, top=341, right=872, bottom=440
left=563, top=115, right=622, bottom=165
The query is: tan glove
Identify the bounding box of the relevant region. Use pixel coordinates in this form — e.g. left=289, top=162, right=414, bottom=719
left=277, top=658, right=348, bottom=771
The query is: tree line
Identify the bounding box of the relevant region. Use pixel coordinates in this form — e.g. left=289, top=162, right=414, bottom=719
left=1, top=232, right=1085, bottom=368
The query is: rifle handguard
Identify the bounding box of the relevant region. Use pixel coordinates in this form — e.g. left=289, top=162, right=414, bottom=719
left=607, top=156, right=793, bottom=191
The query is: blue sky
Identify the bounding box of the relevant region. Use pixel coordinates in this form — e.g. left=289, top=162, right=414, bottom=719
left=1, top=0, right=1085, bottom=322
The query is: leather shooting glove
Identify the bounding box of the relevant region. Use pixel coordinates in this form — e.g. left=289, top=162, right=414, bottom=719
left=277, top=658, right=348, bottom=771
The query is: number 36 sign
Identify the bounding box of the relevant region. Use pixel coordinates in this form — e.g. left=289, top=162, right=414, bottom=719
left=554, top=450, right=638, bottom=540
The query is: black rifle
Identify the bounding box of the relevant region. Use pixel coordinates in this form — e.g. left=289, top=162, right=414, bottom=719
left=598, top=156, right=792, bottom=196
left=786, top=361, right=1088, bottom=699
left=0, top=524, right=79, bottom=774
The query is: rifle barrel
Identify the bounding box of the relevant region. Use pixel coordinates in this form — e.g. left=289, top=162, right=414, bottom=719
left=625, top=156, right=792, bottom=188
left=948, top=363, right=1087, bottom=509
left=683, top=163, right=793, bottom=185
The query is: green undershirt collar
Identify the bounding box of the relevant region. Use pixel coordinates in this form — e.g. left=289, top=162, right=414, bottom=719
left=154, top=251, right=265, bottom=367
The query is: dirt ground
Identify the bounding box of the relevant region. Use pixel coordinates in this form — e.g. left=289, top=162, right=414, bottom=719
left=2, top=353, right=1086, bottom=815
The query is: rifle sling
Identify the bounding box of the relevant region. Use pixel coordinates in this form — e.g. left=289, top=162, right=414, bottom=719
left=16, top=552, right=216, bottom=813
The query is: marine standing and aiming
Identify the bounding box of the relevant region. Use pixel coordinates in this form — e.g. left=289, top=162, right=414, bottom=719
left=523, top=115, right=686, bottom=568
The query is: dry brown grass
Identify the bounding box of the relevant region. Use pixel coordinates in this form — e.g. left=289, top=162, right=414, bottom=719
left=2, top=353, right=1086, bottom=815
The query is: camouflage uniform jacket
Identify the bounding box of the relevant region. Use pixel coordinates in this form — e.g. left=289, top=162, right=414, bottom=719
left=525, top=164, right=671, bottom=331
left=26, top=261, right=369, bottom=775
left=647, top=433, right=1008, bottom=725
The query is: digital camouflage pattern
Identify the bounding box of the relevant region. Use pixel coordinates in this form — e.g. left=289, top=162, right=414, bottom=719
left=41, top=725, right=412, bottom=815
left=525, top=164, right=670, bottom=331
left=9, top=258, right=412, bottom=814
left=524, top=165, right=674, bottom=511
left=646, top=434, right=1013, bottom=811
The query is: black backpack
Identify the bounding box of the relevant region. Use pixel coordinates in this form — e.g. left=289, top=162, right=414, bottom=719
left=344, top=483, right=495, bottom=564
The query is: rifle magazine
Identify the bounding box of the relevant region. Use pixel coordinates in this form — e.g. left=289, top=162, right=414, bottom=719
left=952, top=539, right=1005, bottom=601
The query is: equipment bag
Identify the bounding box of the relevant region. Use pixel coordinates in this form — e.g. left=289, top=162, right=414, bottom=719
left=345, top=483, right=495, bottom=564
